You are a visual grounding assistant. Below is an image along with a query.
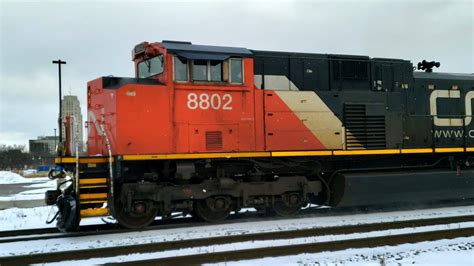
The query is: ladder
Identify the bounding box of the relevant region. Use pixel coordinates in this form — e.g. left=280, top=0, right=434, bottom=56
left=78, top=162, right=110, bottom=218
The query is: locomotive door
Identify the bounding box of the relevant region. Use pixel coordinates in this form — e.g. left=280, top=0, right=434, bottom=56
left=373, top=64, right=394, bottom=92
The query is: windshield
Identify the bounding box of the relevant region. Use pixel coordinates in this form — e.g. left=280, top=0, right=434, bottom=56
left=138, top=55, right=164, bottom=78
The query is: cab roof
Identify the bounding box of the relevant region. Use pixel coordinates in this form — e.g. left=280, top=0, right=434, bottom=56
left=161, top=40, right=253, bottom=60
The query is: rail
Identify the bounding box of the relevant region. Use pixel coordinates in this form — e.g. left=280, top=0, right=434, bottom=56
left=1, top=213, right=474, bottom=265
left=125, top=227, right=474, bottom=266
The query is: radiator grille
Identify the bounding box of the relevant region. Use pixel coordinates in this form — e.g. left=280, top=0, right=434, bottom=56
left=344, top=104, right=386, bottom=150
left=206, top=131, right=223, bottom=150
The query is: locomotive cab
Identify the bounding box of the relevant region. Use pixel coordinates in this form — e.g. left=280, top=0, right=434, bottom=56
left=133, top=41, right=167, bottom=83
left=133, top=41, right=245, bottom=85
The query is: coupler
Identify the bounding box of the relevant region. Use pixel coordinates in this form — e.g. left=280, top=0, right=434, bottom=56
left=45, top=167, right=80, bottom=232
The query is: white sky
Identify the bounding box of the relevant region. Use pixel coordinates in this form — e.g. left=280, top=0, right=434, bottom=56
left=0, top=0, right=473, bottom=149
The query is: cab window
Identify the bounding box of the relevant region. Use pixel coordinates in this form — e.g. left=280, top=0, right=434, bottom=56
left=193, top=60, right=208, bottom=81
left=230, top=58, right=243, bottom=83
left=210, top=60, right=223, bottom=81
left=173, top=55, right=243, bottom=84
left=192, top=59, right=224, bottom=82
left=174, top=56, right=188, bottom=82
left=138, top=55, right=164, bottom=78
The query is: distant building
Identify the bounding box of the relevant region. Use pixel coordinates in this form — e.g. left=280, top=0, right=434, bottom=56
left=61, top=95, right=84, bottom=152
left=29, top=136, right=59, bottom=155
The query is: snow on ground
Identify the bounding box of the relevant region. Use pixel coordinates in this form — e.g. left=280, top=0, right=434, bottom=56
left=0, top=171, right=56, bottom=202
left=0, top=206, right=57, bottom=230
left=23, top=180, right=57, bottom=188
left=2, top=204, right=474, bottom=233
left=0, top=171, right=51, bottom=184
left=0, top=181, right=57, bottom=201
left=0, top=169, right=473, bottom=264
left=207, top=237, right=474, bottom=266
left=38, top=223, right=474, bottom=265
left=0, top=200, right=473, bottom=264
left=0, top=206, right=105, bottom=231
left=0, top=193, right=46, bottom=201
left=0, top=171, right=45, bottom=184
left=2, top=205, right=474, bottom=258
left=22, top=169, right=37, bottom=176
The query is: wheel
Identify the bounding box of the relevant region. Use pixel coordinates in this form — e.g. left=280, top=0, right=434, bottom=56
left=115, top=200, right=158, bottom=229
left=272, top=193, right=304, bottom=217
left=194, top=196, right=232, bottom=222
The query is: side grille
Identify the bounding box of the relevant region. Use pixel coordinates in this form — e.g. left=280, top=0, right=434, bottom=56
left=344, top=104, right=386, bottom=149
left=206, top=131, right=223, bottom=150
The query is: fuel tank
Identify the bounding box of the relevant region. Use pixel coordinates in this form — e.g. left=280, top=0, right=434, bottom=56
left=330, top=169, right=474, bottom=207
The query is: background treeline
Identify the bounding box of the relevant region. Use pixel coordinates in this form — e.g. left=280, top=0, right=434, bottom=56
left=0, top=144, right=53, bottom=170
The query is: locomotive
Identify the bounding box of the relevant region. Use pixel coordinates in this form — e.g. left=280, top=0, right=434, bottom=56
left=46, top=40, right=474, bottom=231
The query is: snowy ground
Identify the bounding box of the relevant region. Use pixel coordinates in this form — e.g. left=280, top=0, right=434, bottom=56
left=1, top=205, right=474, bottom=265
left=0, top=206, right=58, bottom=230
left=0, top=171, right=56, bottom=208
left=209, top=237, right=474, bottom=266
left=0, top=171, right=101, bottom=229
left=0, top=183, right=57, bottom=201
left=50, top=236, right=474, bottom=265
left=9, top=219, right=473, bottom=265
left=0, top=170, right=473, bottom=264
left=0, top=206, right=105, bottom=230
left=0, top=170, right=50, bottom=184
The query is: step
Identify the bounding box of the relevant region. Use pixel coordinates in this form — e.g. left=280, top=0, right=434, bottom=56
left=80, top=208, right=109, bottom=218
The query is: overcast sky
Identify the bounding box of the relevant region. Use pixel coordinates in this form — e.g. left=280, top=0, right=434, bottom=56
left=0, top=0, right=473, bottom=149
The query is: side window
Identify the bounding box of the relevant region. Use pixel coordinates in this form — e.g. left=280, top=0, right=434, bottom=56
left=174, top=56, right=243, bottom=84
left=230, top=58, right=243, bottom=84
left=210, top=60, right=223, bottom=81
left=174, top=56, right=188, bottom=82
left=193, top=60, right=208, bottom=81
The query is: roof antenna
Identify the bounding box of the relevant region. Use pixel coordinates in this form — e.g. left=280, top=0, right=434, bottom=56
left=417, top=60, right=440, bottom=73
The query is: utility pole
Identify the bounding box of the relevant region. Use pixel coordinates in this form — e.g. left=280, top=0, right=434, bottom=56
left=54, top=128, right=57, bottom=151
left=52, top=59, right=66, bottom=143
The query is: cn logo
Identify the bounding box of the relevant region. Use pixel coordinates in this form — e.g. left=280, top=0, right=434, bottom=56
left=430, top=90, right=474, bottom=126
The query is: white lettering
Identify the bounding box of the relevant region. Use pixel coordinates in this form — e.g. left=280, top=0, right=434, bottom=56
left=187, top=93, right=199, bottom=110
left=222, top=94, right=232, bottom=110
left=199, top=93, right=210, bottom=110
left=210, top=94, right=221, bottom=110
left=187, top=93, right=233, bottom=111
left=430, top=89, right=473, bottom=127
left=469, top=130, right=474, bottom=138
left=434, top=129, right=473, bottom=138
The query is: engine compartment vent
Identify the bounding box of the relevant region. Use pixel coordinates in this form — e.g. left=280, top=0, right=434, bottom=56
left=206, top=131, right=223, bottom=150
left=344, top=104, right=386, bottom=150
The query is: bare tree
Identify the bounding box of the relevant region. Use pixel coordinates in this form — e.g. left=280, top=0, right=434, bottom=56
left=0, top=144, right=32, bottom=170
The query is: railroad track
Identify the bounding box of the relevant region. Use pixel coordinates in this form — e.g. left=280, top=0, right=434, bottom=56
left=1, top=200, right=473, bottom=243
left=1, top=214, right=474, bottom=265
left=118, top=226, right=474, bottom=266
left=0, top=223, right=113, bottom=239
left=0, top=206, right=328, bottom=243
